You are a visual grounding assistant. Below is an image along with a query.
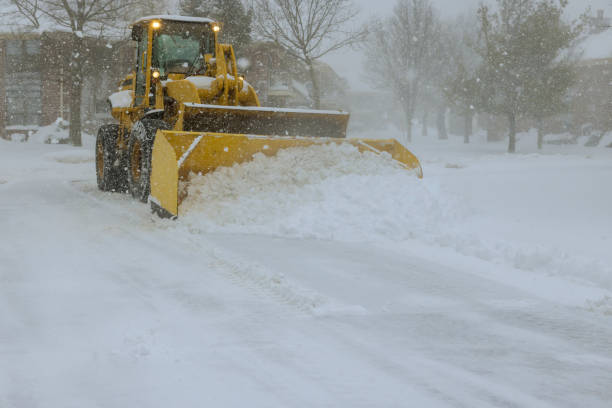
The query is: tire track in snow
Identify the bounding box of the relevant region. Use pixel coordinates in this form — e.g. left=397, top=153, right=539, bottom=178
left=69, top=180, right=340, bottom=317
left=317, top=315, right=560, bottom=408
left=201, top=241, right=335, bottom=316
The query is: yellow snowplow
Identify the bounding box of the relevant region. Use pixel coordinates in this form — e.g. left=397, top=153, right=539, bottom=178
left=96, top=15, right=422, bottom=218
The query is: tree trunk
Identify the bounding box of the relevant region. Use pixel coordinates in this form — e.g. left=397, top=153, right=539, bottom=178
left=436, top=106, right=447, bottom=140
left=464, top=112, right=473, bottom=144
left=69, top=34, right=84, bottom=146
left=405, top=116, right=413, bottom=143
left=398, top=97, right=413, bottom=143
left=403, top=105, right=413, bottom=143
left=486, top=114, right=497, bottom=142
left=537, top=119, right=544, bottom=150
left=306, top=60, right=321, bottom=109
left=508, top=112, right=517, bottom=153
left=422, top=110, right=428, bottom=137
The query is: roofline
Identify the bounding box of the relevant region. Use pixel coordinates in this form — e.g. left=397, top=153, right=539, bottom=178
left=578, top=56, right=612, bottom=66
left=132, top=15, right=216, bottom=26
left=0, top=32, right=44, bottom=40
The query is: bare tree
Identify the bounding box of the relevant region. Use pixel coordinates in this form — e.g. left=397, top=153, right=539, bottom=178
left=11, top=0, right=135, bottom=146
left=8, top=0, right=42, bottom=28
left=254, top=0, right=366, bottom=109
left=364, top=0, right=441, bottom=143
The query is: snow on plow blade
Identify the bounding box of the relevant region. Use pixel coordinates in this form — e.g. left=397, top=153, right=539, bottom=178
left=149, top=131, right=423, bottom=219
left=182, top=103, right=349, bottom=138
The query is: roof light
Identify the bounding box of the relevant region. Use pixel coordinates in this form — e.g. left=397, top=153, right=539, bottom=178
left=151, top=21, right=161, bottom=29
left=212, top=24, right=220, bottom=32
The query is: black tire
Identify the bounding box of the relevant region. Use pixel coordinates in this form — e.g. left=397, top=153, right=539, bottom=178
left=96, top=124, right=127, bottom=192
left=127, top=119, right=171, bottom=202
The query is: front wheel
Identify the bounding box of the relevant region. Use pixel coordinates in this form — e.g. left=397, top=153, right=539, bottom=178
left=127, top=119, right=171, bottom=202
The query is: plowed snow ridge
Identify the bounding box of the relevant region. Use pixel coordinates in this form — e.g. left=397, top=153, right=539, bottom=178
left=181, top=143, right=462, bottom=241
left=180, top=143, right=612, bottom=292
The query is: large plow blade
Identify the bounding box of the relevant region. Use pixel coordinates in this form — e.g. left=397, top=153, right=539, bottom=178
left=149, top=131, right=423, bottom=219
left=182, top=103, right=349, bottom=138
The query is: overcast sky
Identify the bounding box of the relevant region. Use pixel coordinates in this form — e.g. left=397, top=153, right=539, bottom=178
left=322, top=0, right=612, bottom=91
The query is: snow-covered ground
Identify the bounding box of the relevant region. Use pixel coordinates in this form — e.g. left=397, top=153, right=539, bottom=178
left=1, top=130, right=611, bottom=407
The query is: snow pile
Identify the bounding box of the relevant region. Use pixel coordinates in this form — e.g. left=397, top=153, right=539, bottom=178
left=600, top=132, right=612, bottom=148
left=586, top=295, right=612, bottom=315
left=46, top=150, right=94, bottom=164
left=186, top=75, right=252, bottom=92
left=29, top=118, right=70, bottom=144
left=180, top=143, right=462, bottom=242
left=186, top=76, right=216, bottom=89
left=431, top=231, right=612, bottom=290
left=108, top=90, right=133, bottom=108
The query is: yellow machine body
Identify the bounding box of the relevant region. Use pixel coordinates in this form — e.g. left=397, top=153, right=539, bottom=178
left=103, top=15, right=422, bottom=217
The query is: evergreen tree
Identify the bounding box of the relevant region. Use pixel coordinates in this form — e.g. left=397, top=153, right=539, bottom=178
left=444, top=15, right=482, bottom=144
left=521, top=1, right=581, bottom=149
left=178, top=0, right=252, bottom=52
left=446, top=63, right=480, bottom=143
left=476, top=0, right=582, bottom=153
left=178, top=0, right=208, bottom=16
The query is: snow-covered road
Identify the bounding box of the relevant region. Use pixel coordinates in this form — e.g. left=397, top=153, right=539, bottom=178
left=1, top=136, right=611, bottom=407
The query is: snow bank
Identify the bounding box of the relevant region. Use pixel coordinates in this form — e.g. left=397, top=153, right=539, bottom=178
left=29, top=118, right=70, bottom=144
left=180, top=143, right=461, bottom=242
left=600, top=132, right=612, bottom=148
left=429, top=231, right=612, bottom=290
left=45, top=150, right=94, bottom=164
left=180, top=142, right=612, bottom=291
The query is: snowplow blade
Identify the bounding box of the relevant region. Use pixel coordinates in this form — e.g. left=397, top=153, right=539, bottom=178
left=149, top=131, right=423, bottom=219
left=182, top=103, right=349, bottom=138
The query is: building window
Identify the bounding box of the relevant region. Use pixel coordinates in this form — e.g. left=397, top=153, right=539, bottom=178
left=3, top=39, right=42, bottom=127
left=6, top=40, right=21, bottom=56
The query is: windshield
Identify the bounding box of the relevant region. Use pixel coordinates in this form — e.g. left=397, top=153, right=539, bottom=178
left=152, top=21, right=215, bottom=76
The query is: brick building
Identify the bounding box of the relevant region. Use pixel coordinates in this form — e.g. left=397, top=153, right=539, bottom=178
left=0, top=31, right=132, bottom=140
left=568, top=22, right=612, bottom=136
